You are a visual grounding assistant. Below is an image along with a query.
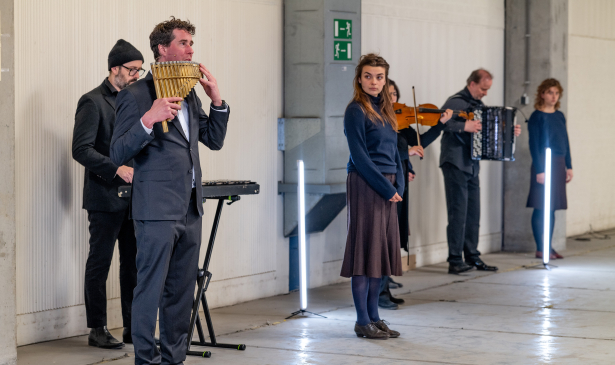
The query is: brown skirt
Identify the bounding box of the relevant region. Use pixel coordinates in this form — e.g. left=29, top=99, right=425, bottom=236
left=340, top=172, right=402, bottom=278
left=526, top=155, right=567, bottom=210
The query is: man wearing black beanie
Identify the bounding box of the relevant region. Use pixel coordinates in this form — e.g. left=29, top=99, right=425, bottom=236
left=72, top=39, right=144, bottom=349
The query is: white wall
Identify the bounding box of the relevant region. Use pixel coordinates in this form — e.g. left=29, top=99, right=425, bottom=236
left=360, top=0, right=506, bottom=266
left=566, top=0, right=615, bottom=236
left=12, top=0, right=521, bottom=346
left=14, top=0, right=284, bottom=345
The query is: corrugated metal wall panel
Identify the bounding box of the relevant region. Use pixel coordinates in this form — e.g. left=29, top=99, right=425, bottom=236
left=361, top=0, right=505, bottom=264
left=15, top=0, right=282, bottom=325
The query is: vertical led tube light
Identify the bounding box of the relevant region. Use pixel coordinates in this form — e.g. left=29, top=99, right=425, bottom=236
left=297, top=160, right=308, bottom=310
left=543, top=148, right=552, bottom=265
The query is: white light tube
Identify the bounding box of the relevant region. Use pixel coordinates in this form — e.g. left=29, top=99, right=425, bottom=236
left=543, top=148, right=552, bottom=265
left=297, top=160, right=308, bottom=310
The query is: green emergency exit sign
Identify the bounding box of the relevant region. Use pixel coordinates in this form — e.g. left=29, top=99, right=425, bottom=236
left=334, top=19, right=352, bottom=39
left=334, top=41, right=352, bottom=61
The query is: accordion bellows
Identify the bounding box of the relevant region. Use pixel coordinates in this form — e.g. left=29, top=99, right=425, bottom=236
left=471, top=106, right=517, bottom=161
left=151, top=61, right=202, bottom=133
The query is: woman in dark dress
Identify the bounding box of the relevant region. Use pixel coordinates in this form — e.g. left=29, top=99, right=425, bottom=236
left=527, top=78, right=573, bottom=259
left=378, top=80, right=452, bottom=310
left=341, top=54, right=403, bottom=340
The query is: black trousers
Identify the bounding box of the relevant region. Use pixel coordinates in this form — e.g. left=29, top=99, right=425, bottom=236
left=441, top=163, right=481, bottom=265
left=84, top=209, right=137, bottom=329
left=132, top=191, right=202, bottom=365
left=397, top=159, right=410, bottom=252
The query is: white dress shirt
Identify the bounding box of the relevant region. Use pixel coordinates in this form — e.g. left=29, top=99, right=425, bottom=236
left=140, top=71, right=227, bottom=188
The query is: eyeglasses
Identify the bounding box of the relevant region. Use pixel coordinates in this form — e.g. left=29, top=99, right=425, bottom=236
left=121, top=65, right=146, bottom=77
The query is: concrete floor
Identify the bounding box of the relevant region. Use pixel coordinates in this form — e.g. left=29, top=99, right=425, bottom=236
left=17, top=230, right=615, bottom=365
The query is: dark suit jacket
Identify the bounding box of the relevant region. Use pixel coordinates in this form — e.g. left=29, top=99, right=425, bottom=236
left=439, top=87, right=483, bottom=176
left=110, top=72, right=229, bottom=221
left=72, top=78, right=132, bottom=212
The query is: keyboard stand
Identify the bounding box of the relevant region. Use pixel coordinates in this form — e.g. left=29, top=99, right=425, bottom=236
left=186, top=197, right=247, bottom=358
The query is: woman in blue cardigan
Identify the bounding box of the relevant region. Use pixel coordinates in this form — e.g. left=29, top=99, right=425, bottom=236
left=527, top=78, right=573, bottom=259
left=340, top=53, right=452, bottom=340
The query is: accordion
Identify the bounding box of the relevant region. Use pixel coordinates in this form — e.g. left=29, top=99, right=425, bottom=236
left=471, top=106, right=517, bottom=161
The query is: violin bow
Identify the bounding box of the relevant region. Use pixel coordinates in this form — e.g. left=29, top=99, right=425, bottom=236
left=411, top=86, right=423, bottom=160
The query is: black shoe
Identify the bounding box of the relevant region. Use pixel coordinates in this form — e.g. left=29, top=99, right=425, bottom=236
left=88, top=326, right=124, bottom=349
left=122, top=327, right=132, bottom=344
left=467, top=260, right=498, bottom=271
left=354, top=322, right=389, bottom=340
left=373, top=319, right=400, bottom=338
left=389, top=294, right=405, bottom=304
left=378, top=293, right=399, bottom=310
left=448, top=262, right=473, bottom=275
left=388, top=278, right=403, bottom=288
left=386, top=286, right=405, bottom=304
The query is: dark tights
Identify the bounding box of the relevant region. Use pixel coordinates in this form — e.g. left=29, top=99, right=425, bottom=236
left=351, top=276, right=381, bottom=326
left=531, top=209, right=555, bottom=252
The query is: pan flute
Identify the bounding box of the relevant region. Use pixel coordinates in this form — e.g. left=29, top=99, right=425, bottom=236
left=151, top=61, right=203, bottom=133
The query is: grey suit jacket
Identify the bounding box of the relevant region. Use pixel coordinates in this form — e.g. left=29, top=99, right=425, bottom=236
left=72, top=78, right=132, bottom=212
left=110, top=73, right=229, bottom=220
left=439, top=87, right=483, bottom=176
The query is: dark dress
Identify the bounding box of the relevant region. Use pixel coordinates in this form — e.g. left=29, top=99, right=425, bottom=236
left=396, top=123, right=445, bottom=251
left=340, top=96, right=404, bottom=278
left=526, top=110, right=572, bottom=210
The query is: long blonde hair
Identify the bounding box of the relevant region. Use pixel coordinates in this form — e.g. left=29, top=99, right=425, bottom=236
left=350, top=53, right=397, bottom=131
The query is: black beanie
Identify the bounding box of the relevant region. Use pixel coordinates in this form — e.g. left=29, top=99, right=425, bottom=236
left=108, top=39, right=144, bottom=71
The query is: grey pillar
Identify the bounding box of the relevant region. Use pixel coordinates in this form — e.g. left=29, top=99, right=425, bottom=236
left=503, top=0, right=568, bottom=252
left=281, top=0, right=360, bottom=236
left=0, top=1, right=17, bottom=363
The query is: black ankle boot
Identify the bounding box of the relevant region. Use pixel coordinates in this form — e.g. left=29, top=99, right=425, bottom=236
left=122, top=327, right=132, bottom=344
left=88, top=326, right=124, bottom=349
left=386, top=286, right=405, bottom=304
left=388, top=277, right=403, bottom=288
left=378, top=293, right=398, bottom=310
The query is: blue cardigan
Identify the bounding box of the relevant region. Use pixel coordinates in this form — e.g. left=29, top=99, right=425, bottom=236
left=344, top=95, right=404, bottom=200
left=527, top=110, right=572, bottom=173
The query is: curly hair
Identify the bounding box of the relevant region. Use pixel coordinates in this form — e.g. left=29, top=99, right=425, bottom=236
left=350, top=53, right=397, bottom=131
left=150, top=17, right=196, bottom=61
left=534, top=78, right=563, bottom=110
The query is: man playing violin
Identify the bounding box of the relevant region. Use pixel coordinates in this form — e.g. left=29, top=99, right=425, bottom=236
left=440, top=69, right=521, bottom=275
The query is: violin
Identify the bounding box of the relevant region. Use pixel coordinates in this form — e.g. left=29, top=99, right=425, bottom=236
left=393, top=102, right=475, bottom=130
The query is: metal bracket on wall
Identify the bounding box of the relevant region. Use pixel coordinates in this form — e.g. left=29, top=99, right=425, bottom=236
left=278, top=182, right=347, bottom=236
left=277, top=182, right=345, bottom=195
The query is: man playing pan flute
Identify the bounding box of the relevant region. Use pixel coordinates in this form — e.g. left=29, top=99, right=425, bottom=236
left=110, top=17, right=229, bottom=365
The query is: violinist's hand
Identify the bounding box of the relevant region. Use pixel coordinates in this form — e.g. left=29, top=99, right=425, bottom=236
left=514, top=124, right=521, bottom=137
left=536, top=173, right=545, bottom=185
left=566, top=169, right=573, bottom=183
left=464, top=119, right=482, bottom=133
left=408, top=145, right=424, bottom=158
left=408, top=172, right=415, bottom=182
left=389, top=193, right=402, bottom=202
left=440, top=109, right=453, bottom=124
